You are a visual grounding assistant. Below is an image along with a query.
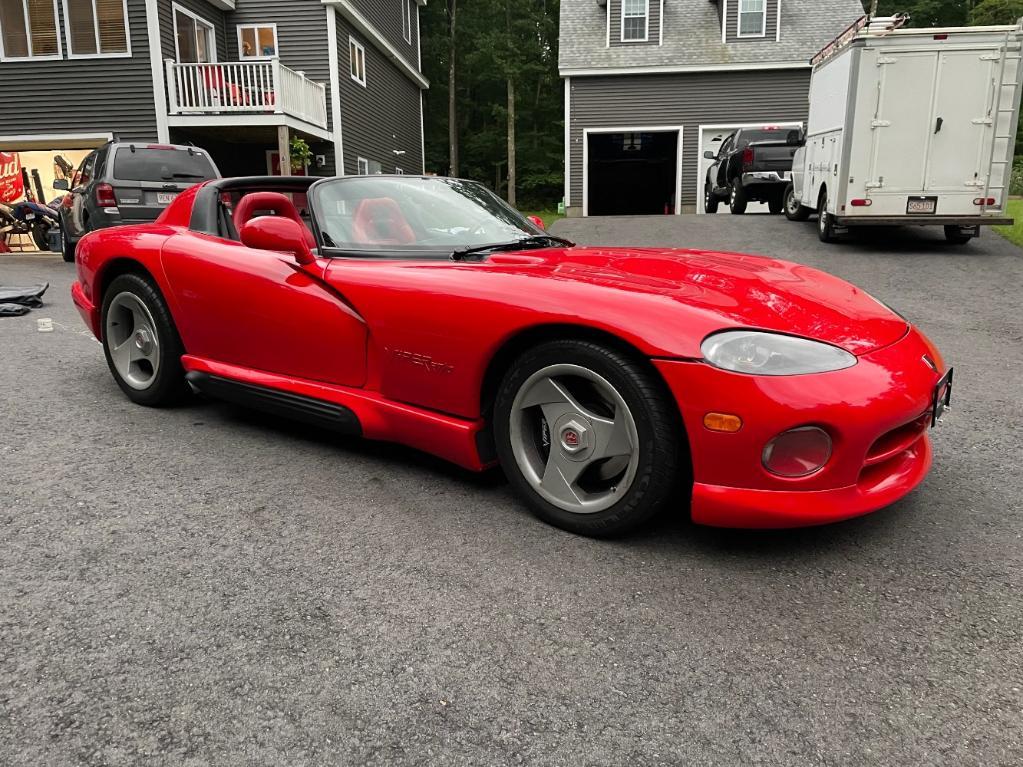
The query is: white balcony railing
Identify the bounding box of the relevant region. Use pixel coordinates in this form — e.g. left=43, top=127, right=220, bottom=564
left=165, top=59, right=328, bottom=130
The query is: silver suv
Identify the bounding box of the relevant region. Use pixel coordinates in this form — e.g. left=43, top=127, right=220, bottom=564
left=56, top=142, right=220, bottom=262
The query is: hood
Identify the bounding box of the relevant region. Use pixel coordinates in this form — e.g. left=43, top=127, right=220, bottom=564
left=486, top=247, right=908, bottom=356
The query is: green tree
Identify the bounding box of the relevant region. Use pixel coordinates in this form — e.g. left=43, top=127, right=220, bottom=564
left=970, top=0, right=1023, bottom=23
left=421, top=0, right=562, bottom=208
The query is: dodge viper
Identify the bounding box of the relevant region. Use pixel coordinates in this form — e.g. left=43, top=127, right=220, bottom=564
left=70, top=175, right=951, bottom=537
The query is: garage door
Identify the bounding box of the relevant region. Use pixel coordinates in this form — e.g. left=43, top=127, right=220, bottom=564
left=697, top=123, right=802, bottom=214
left=584, top=128, right=682, bottom=216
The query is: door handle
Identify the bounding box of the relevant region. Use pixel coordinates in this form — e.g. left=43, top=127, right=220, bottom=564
left=935, top=117, right=944, bottom=134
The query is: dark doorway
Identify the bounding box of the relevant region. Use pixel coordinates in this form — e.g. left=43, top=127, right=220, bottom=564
left=586, top=131, right=678, bottom=216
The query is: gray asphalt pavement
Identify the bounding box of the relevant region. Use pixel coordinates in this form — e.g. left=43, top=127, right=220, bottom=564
left=1, top=216, right=1021, bottom=765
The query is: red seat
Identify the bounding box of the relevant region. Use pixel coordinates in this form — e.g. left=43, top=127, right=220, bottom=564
left=351, top=197, right=416, bottom=245
left=234, top=191, right=316, bottom=249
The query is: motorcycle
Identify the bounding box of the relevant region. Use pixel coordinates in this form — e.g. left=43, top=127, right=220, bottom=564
left=7, top=199, right=60, bottom=251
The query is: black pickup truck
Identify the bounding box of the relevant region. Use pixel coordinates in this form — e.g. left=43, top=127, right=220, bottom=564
left=704, top=128, right=801, bottom=214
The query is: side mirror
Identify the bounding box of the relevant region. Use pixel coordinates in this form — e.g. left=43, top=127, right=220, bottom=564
left=703, top=150, right=717, bottom=160
left=53, top=179, right=69, bottom=191
left=240, top=216, right=315, bottom=265
left=527, top=214, right=545, bottom=230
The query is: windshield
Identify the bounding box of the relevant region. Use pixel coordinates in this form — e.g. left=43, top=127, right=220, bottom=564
left=113, top=147, right=218, bottom=183
left=309, top=176, right=543, bottom=254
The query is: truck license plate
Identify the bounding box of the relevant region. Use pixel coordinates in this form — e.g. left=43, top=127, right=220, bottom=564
left=157, top=192, right=177, bottom=205
left=907, top=196, right=937, bottom=214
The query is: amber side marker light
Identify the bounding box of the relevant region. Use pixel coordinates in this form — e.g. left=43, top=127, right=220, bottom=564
left=704, top=412, right=743, bottom=433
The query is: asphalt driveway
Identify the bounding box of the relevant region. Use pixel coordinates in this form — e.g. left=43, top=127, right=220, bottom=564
left=1, top=216, right=1021, bottom=765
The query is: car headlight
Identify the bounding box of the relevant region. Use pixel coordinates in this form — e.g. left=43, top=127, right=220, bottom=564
left=701, top=330, right=857, bottom=375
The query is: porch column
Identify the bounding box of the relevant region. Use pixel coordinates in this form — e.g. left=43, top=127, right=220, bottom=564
left=277, top=126, right=292, bottom=176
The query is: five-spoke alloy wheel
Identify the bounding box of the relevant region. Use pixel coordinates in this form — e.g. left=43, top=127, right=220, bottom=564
left=495, top=340, right=686, bottom=537
left=101, top=273, right=188, bottom=406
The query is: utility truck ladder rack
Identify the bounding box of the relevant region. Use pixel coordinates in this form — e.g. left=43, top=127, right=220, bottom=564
left=810, top=13, right=910, bottom=67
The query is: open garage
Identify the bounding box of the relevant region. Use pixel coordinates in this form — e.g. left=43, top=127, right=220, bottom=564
left=583, top=128, right=682, bottom=216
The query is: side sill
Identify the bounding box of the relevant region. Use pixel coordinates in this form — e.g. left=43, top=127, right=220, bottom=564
left=185, top=371, right=363, bottom=437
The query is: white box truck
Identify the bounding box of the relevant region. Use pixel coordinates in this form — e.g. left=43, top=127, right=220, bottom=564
left=785, top=15, right=1023, bottom=245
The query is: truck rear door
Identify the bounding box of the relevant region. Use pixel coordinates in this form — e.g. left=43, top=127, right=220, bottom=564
left=869, top=51, right=939, bottom=191
left=925, top=49, right=996, bottom=192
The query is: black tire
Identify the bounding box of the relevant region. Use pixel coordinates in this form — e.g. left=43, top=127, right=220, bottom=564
left=494, top=339, right=686, bottom=538
left=768, top=193, right=784, bottom=215
left=729, top=179, right=747, bottom=215
left=704, top=180, right=719, bottom=214
left=817, top=188, right=836, bottom=243
left=100, top=273, right=189, bottom=407
left=31, top=222, right=50, bottom=251
left=944, top=225, right=974, bottom=245
left=60, top=220, right=75, bottom=263
left=783, top=183, right=811, bottom=221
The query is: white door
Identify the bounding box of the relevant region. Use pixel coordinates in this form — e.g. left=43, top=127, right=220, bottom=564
left=926, top=50, right=996, bottom=191
left=869, top=52, right=939, bottom=191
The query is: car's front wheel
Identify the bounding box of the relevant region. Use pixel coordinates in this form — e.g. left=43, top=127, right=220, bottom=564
left=494, top=340, right=685, bottom=537
left=101, top=273, right=189, bottom=406
left=60, top=220, right=75, bottom=263
left=784, top=183, right=811, bottom=221
left=704, top=180, right=719, bottom=214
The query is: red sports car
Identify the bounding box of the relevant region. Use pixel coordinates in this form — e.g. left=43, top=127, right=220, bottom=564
left=70, top=175, right=951, bottom=537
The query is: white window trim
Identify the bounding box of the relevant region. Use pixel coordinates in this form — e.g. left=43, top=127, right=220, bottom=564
left=236, top=22, right=277, bottom=60
left=736, top=0, right=768, bottom=39
left=620, top=0, right=649, bottom=44
left=401, top=0, right=411, bottom=44
left=395, top=166, right=403, bottom=174
left=61, top=0, right=132, bottom=59
left=356, top=156, right=369, bottom=175
left=0, top=0, right=63, bottom=60
left=349, top=35, right=366, bottom=87
left=173, top=3, right=217, bottom=63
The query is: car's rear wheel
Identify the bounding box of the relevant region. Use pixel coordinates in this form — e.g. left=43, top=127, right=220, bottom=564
left=494, top=340, right=684, bottom=538
left=704, top=180, right=719, bottom=214
left=768, top=191, right=784, bottom=215
left=784, top=183, right=811, bottom=221
left=729, top=180, right=747, bottom=215
left=101, top=273, right=188, bottom=406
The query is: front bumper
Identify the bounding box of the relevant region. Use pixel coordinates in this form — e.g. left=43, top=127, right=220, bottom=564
left=654, top=326, right=945, bottom=528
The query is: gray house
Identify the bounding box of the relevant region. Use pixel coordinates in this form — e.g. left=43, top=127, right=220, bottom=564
left=560, top=0, right=864, bottom=215
left=0, top=0, right=428, bottom=178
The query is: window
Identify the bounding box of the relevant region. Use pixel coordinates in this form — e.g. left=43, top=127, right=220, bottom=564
left=174, top=4, right=215, bottom=63
left=349, top=36, right=366, bottom=86
left=401, top=0, right=411, bottom=44
left=238, top=23, right=277, bottom=59
left=0, top=0, right=60, bottom=59
left=112, top=147, right=216, bottom=183
left=621, top=0, right=647, bottom=43
left=357, top=157, right=369, bottom=175
left=62, top=0, right=129, bottom=57
left=738, top=0, right=766, bottom=37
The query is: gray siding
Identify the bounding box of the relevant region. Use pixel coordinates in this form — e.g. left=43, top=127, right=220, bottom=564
left=159, top=0, right=229, bottom=64
left=724, top=0, right=779, bottom=44
left=0, top=0, right=158, bottom=143
left=336, top=15, right=423, bottom=175
left=223, top=0, right=336, bottom=175
left=349, top=0, right=420, bottom=70
left=608, top=0, right=661, bottom=47
left=568, top=68, right=810, bottom=208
